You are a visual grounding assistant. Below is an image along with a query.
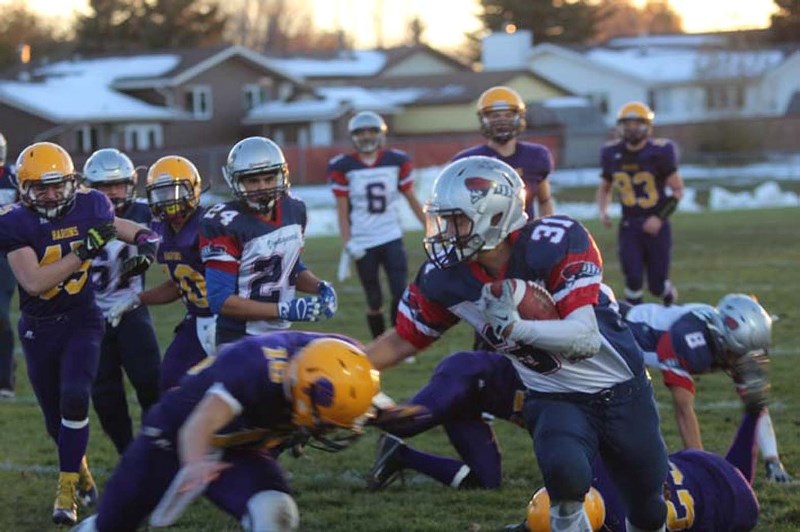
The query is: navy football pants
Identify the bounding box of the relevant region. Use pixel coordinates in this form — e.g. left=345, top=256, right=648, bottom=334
left=355, top=238, right=408, bottom=324
left=618, top=217, right=672, bottom=298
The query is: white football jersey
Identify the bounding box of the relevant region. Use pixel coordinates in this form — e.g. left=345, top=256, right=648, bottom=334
left=91, top=239, right=144, bottom=314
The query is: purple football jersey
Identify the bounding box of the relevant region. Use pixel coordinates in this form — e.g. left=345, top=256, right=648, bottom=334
left=453, top=142, right=552, bottom=197
left=600, top=138, right=678, bottom=219
left=0, top=188, right=114, bottom=316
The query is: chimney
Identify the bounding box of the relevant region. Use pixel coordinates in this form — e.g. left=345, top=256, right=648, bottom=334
left=481, top=28, right=533, bottom=71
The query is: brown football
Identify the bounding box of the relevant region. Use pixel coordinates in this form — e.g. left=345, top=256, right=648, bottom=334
left=489, top=279, right=559, bottom=320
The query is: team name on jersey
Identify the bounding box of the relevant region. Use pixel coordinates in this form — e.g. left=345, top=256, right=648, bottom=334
left=51, top=226, right=80, bottom=240
left=621, top=163, right=640, bottom=171
left=164, top=251, right=183, bottom=261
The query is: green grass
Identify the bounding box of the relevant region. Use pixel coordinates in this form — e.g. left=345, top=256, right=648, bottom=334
left=1, top=208, right=799, bottom=530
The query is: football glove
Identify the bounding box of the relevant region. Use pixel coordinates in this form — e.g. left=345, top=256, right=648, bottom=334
left=107, top=293, right=141, bottom=328
left=345, top=240, right=366, bottom=260
left=74, top=223, right=117, bottom=261
left=119, top=255, right=153, bottom=283
left=480, top=282, right=520, bottom=339
left=278, top=296, right=323, bottom=322
left=318, top=281, right=337, bottom=318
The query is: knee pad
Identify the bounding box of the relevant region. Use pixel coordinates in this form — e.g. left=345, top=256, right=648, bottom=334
left=62, top=388, right=90, bottom=421
left=241, top=491, right=299, bottom=532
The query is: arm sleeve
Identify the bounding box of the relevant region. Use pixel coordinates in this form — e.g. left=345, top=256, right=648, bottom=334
left=507, top=304, right=602, bottom=358
left=206, top=265, right=237, bottom=315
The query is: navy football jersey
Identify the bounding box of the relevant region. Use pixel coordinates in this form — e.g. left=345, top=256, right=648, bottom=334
left=600, top=138, right=678, bottom=219
left=0, top=188, right=114, bottom=316
left=453, top=142, right=552, bottom=198
left=0, top=165, right=17, bottom=207
left=143, top=331, right=357, bottom=451
left=152, top=207, right=211, bottom=318
left=200, top=195, right=307, bottom=337
left=396, top=214, right=643, bottom=393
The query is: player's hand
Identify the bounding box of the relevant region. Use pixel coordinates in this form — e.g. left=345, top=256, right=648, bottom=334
left=74, top=223, right=117, bottom=261
left=120, top=254, right=154, bottom=283
left=599, top=212, right=612, bottom=228
left=480, top=282, right=520, bottom=339
left=318, top=281, right=337, bottom=318
left=642, top=215, right=663, bottom=235
left=278, top=296, right=323, bottom=322
left=345, top=240, right=366, bottom=260
left=107, top=293, right=141, bottom=327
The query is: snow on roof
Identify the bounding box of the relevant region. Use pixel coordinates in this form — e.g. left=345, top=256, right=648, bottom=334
left=267, top=50, right=387, bottom=78
left=605, top=34, right=728, bottom=49
left=587, top=47, right=785, bottom=83
left=316, top=86, right=400, bottom=112
left=0, top=55, right=183, bottom=122
left=542, top=96, right=592, bottom=108
left=245, top=98, right=344, bottom=123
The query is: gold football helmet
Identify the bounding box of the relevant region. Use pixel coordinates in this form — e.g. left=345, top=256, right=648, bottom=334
left=145, top=156, right=202, bottom=221
left=526, top=487, right=605, bottom=531
left=476, top=86, right=527, bottom=144
left=616, top=101, right=654, bottom=145
left=16, top=142, right=79, bottom=219
left=289, top=338, right=379, bottom=451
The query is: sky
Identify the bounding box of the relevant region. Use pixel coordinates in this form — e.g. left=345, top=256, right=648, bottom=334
left=21, top=0, right=779, bottom=50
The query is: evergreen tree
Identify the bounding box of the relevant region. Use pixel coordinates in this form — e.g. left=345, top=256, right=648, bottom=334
left=771, top=0, right=800, bottom=42
left=0, top=3, right=65, bottom=68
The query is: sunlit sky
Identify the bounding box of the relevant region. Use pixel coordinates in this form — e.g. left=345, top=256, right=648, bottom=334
left=21, top=0, right=779, bottom=50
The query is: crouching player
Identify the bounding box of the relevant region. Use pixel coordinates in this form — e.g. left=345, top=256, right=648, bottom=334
left=70, top=332, right=379, bottom=532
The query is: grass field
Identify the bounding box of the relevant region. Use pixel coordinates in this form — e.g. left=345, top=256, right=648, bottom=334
left=0, top=207, right=798, bottom=531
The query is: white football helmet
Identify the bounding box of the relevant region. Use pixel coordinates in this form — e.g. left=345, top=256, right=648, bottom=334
left=0, top=132, right=6, bottom=166
left=423, top=156, right=527, bottom=268
left=348, top=111, right=387, bottom=154
left=717, top=294, right=772, bottom=357
left=223, top=136, right=289, bottom=214
left=83, top=148, right=138, bottom=211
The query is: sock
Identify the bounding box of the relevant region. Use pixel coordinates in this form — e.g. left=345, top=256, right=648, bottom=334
left=59, top=419, right=89, bottom=473
left=367, top=313, right=386, bottom=339
left=396, top=445, right=469, bottom=488
left=550, top=502, right=593, bottom=532
left=756, top=409, right=779, bottom=460
left=724, top=412, right=759, bottom=484
left=625, top=519, right=665, bottom=532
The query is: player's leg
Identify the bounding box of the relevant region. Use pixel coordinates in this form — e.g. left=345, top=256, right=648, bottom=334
left=355, top=248, right=385, bottom=338
left=118, top=306, right=161, bottom=420
left=753, top=408, right=794, bottom=483
left=160, top=315, right=207, bottom=392
left=0, top=255, right=16, bottom=397
left=618, top=222, right=645, bottom=305
left=205, top=449, right=295, bottom=530
left=598, top=376, right=668, bottom=531
left=381, top=238, right=409, bottom=327
left=18, top=315, right=63, bottom=442
left=91, top=329, right=132, bottom=455
left=644, top=221, right=676, bottom=304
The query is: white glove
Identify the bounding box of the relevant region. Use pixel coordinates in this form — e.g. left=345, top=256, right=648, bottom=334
left=196, top=316, right=217, bottom=357
left=337, top=249, right=351, bottom=282
left=480, top=282, right=520, bottom=339
left=107, top=293, right=141, bottom=328
left=345, top=240, right=366, bottom=260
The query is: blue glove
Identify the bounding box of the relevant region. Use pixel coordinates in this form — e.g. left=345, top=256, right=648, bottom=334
left=278, top=296, right=322, bottom=322
left=318, top=281, right=337, bottom=319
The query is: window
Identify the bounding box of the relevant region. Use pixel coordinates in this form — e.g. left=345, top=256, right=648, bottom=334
left=588, top=92, right=609, bottom=115
left=705, top=84, right=744, bottom=112
left=123, top=124, right=164, bottom=151
left=185, top=85, right=212, bottom=119
left=75, top=125, right=99, bottom=154
left=243, top=84, right=266, bottom=110
left=277, top=82, right=293, bottom=101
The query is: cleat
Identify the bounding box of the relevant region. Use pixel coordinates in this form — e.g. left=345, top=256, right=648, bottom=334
left=367, top=434, right=406, bottom=491
left=78, top=457, right=98, bottom=507
left=765, top=459, right=794, bottom=484
left=0, top=388, right=14, bottom=399
left=732, top=351, right=771, bottom=415
left=53, top=472, right=79, bottom=526
left=503, top=521, right=529, bottom=532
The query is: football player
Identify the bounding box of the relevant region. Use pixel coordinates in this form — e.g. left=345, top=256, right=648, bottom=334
left=509, top=410, right=762, bottom=531
left=0, top=142, right=158, bottom=525
left=328, top=111, right=425, bottom=339
left=107, top=155, right=215, bottom=392
left=623, top=293, right=792, bottom=483
left=596, top=101, right=684, bottom=305
left=83, top=148, right=161, bottom=454
left=365, top=156, right=668, bottom=532
left=0, top=131, right=17, bottom=399
left=452, top=86, right=554, bottom=219
left=200, top=137, right=336, bottom=346
left=70, top=332, right=379, bottom=532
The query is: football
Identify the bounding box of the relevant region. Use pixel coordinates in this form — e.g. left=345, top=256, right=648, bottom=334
left=488, top=279, right=559, bottom=320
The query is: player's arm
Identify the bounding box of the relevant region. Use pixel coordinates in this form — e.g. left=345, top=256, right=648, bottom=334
left=596, top=179, right=613, bottom=228
left=401, top=188, right=426, bottom=225
left=296, top=268, right=323, bottom=293
left=507, top=304, right=601, bottom=361
left=335, top=195, right=351, bottom=243
left=7, top=245, right=82, bottom=296
left=365, top=328, right=420, bottom=370
left=669, top=385, right=703, bottom=449
left=178, top=392, right=237, bottom=466
left=139, top=279, right=182, bottom=306
left=536, top=179, right=554, bottom=217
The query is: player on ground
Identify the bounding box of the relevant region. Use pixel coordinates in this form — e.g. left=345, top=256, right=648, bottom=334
left=366, top=156, right=668, bottom=531
left=623, top=293, right=792, bottom=483
left=108, top=155, right=215, bottom=391
left=511, top=409, right=763, bottom=531
left=70, top=332, right=379, bottom=532
left=453, top=86, right=554, bottom=219
left=328, top=111, right=425, bottom=338
left=0, top=132, right=17, bottom=399
left=83, top=148, right=161, bottom=454
left=0, top=142, right=157, bottom=525
left=200, top=137, right=336, bottom=346
left=596, top=101, right=684, bottom=305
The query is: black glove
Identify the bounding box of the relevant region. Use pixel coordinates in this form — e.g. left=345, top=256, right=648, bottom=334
left=74, top=223, right=117, bottom=261
left=120, top=254, right=153, bottom=282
